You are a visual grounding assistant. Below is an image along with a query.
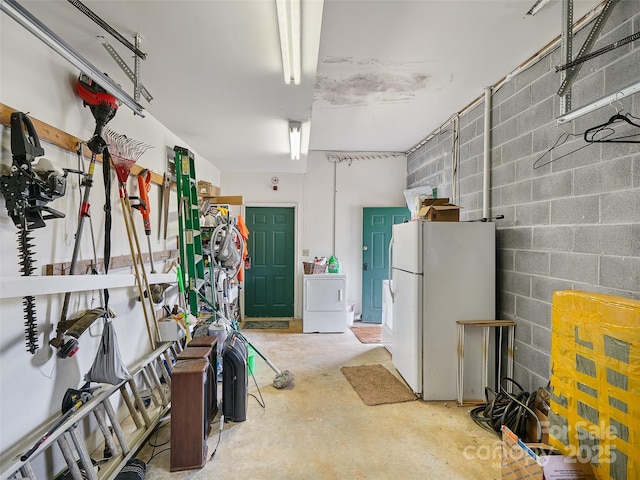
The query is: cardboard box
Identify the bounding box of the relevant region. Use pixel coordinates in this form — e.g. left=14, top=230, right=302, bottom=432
left=502, top=426, right=595, bottom=480
left=526, top=406, right=549, bottom=444
left=417, top=198, right=461, bottom=221
left=207, top=195, right=244, bottom=205
left=197, top=181, right=219, bottom=197
left=157, top=320, right=186, bottom=342
left=421, top=198, right=451, bottom=207
left=418, top=204, right=461, bottom=221
left=421, top=197, right=451, bottom=207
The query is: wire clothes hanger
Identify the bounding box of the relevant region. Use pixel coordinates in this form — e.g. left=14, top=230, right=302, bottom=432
left=583, top=98, right=640, bottom=143
left=534, top=97, right=639, bottom=169
left=532, top=128, right=604, bottom=169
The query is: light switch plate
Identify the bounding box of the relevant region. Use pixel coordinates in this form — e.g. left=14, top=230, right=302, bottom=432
left=302, top=249, right=309, bottom=256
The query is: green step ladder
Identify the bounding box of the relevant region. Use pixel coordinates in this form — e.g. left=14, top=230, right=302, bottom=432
left=174, top=146, right=211, bottom=317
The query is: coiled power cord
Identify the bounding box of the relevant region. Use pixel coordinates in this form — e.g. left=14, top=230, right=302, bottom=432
left=470, top=377, right=541, bottom=441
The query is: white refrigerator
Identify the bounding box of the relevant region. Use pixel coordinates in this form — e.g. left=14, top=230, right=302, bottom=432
left=390, top=221, right=495, bottom=401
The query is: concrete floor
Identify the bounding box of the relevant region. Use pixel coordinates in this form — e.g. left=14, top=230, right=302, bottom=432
left=139, top=320, right=501, bottom=480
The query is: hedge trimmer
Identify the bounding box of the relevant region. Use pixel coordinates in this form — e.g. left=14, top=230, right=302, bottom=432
left=0, top=112, right=66, bottom=354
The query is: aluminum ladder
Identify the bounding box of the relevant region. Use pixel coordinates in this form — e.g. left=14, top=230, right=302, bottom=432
left=1, top=341, right=184, bottom=480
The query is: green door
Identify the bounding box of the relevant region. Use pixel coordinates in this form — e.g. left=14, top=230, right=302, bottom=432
left=244, top=207, right=295, bottom=317
left=361, top=207, right=410, bottom=323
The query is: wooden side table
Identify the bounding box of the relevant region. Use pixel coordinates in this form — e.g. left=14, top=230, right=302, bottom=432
left=456, top=319, right=516, bottom=406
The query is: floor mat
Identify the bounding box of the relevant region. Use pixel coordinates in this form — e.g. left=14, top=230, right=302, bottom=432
left=340, top=364, right=417, bottom=406
left=243, top=320, right=290, bottom=330
left=350, top=325, right=381, bottom=344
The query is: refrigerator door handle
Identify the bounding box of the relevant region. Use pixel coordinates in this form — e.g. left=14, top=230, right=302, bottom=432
left=388, top=236, right=395, bottom=301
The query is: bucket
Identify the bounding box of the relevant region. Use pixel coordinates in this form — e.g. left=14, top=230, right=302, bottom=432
left=247, top=345, right=255, bottom=376
left=208, top=324, right=227, bottom=375
left=347, top=304, right=355, bottom=326
left=140, top=389, right=151, bottom=408
left=208, top=324, right=228, bottom=346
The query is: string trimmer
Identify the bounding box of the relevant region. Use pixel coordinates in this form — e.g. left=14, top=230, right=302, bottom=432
left=50, top=73, right=118, bottom=358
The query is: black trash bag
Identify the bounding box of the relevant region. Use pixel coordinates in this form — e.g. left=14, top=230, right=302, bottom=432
left=55, top=459, right=99, bottom=480
left=84, top=319, right=131, bottom=385
left=114, top=459, right=146, bottom=480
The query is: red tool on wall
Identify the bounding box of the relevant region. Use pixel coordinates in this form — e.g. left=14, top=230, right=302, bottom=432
left=50, top=73, right=118, bottom=358
left=130, top=168, right=156, bottom=273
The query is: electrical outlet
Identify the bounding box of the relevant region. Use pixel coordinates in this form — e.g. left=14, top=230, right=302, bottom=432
left=302, top=249, right=309, bottom=256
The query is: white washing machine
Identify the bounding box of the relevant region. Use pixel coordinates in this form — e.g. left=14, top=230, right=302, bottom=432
left=303, top=274, right=347, bottom=333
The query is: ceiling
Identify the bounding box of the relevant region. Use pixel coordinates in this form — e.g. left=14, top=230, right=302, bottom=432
left=9, top=0, right=603, bottom=175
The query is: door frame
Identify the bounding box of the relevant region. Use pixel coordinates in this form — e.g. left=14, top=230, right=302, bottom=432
left=240, top=203, right=299, bottom=320
left=361, top=206, right=411, bottom=323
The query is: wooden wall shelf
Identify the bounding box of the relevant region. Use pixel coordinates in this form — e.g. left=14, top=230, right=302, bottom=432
left=1, top=103, right=166, bottom=187
left=44, top=249, right=179, bottom=276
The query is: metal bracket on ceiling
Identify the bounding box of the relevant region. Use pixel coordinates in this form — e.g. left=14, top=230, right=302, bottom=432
left=0, top=0, right=144, bottom=117
left=559, top=0, right=574, bottom=116
left=98, top=34, right=153, bottom=104
left=66, top=0, right=153, bottom=104
left=557, top=0, right=619, bottom=113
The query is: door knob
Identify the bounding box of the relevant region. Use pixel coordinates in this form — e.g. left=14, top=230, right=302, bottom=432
left=363, top=263, right=368, bottom=270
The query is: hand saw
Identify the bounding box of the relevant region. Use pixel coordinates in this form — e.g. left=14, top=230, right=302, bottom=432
left=161, top=172, right=171, bottom=240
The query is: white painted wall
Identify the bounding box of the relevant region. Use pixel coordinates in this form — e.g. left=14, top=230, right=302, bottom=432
left=222, top=151, right=407, bottom=319
left=0, top=17, right=219, bottom=466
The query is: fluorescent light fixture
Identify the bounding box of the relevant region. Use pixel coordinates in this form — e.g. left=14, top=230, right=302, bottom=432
left=526, top=0, right=553, bottom=16
left=289, top=121, right=301, bottom=160
left=276, top=0, right=301, bottom=85
left=1, top=0, right=144, bottom=116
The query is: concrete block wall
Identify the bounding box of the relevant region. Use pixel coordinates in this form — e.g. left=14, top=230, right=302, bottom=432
left=407, top=128, right=454, bottom=203
left=407, top=1, right=640, bottom=393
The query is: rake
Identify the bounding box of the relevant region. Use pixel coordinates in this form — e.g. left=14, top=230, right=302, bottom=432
left=104, top=128, right=159, bottom=348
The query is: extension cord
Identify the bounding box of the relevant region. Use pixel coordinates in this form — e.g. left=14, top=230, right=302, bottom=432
left=209, top=413, right=225, bottom=462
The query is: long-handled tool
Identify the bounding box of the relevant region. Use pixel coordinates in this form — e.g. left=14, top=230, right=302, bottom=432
left=20, top=386, right=96, bottom=461
left=131, top=171, right=171, bottom=304
left=160, top=171, right=171, bottom=240
left=233, top=329, right=294, bottom=389
left=130, top=169, right=156, bottom=273
left=50, top=74, right=118, bottom=358
left=104, top=128, right=159, bottom=349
